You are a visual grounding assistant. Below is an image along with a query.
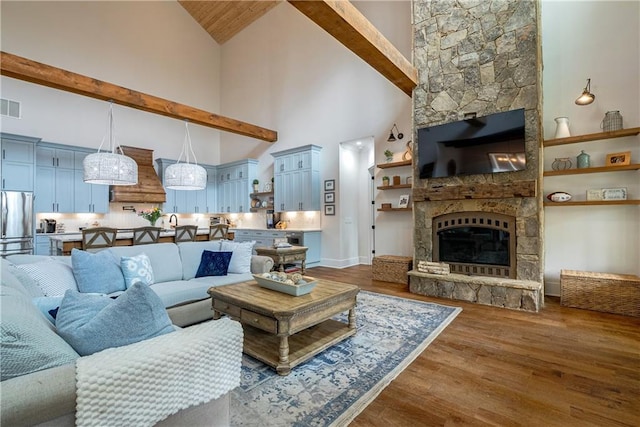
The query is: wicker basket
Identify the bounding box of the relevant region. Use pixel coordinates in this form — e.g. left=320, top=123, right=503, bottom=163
left=372, top=255, right=413, bottom=284
left=560, top=269, right=640, bottom=317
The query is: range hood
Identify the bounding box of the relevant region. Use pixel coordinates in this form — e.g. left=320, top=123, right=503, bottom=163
left=109, top=146, right=166, bottom=203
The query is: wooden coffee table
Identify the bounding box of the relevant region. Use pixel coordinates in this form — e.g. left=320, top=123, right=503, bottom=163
left=208, top=279, right=359, bottom=375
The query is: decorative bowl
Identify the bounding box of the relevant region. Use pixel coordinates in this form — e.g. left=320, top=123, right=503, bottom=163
left=252, top=274, right=317, bottom=296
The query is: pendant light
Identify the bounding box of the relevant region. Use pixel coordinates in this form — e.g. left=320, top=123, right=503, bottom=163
left=165, top=120, right=207, bottom=190
left=83, top=101, right=138, bottom=185
left=575, top=78, right=595, bottom=106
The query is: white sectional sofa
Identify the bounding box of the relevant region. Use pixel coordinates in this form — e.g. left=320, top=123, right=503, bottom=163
left=0, top=241, right=274, bottom=426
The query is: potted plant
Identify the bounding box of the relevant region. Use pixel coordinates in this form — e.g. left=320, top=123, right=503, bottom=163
left=382, top=176, right=390, bottom=186
left=384, top=149, right=393, bottom=162
left=253, top=179, right=259, bottom=192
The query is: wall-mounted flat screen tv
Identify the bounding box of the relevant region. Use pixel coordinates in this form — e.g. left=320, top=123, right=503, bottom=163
left=418, top=108, right=526, bottom=179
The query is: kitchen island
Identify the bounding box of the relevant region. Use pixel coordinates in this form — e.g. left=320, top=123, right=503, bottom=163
left=48, top=228, right=215, bottom=255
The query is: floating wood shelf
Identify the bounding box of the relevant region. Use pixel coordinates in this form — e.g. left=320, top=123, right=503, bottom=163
left=250, top=191, right=274, bottom=197
left=544, top=164, right=640, bottom=176
left=377, top=184, right=412, bottom=190
left=377, top=159, right=411, bottom=169
left=543, top=127, right=640, bottom=147
left=544, top=200, right=640, bottom=207
left=377, top=207, right=412, bottom=212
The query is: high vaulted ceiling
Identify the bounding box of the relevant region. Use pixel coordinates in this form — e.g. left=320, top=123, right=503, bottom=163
left=178, top=0, right=417, bottom=97
left=178, top=1, right=281, bottom=44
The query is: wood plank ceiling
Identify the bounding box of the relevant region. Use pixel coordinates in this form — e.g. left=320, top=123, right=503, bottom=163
left=178, top=0, right=417, bottom=97
left=178, top=1, right=282, bottom=45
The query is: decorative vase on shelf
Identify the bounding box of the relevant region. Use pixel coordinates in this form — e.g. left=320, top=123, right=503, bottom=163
left=552, top=157, right=572, bottom=171
left=576, top=150, right=590, bottom=169
left=149, top=220, right=157, bottom=227
left=601, top=111, right=623, bottom=131
left=554, top=117, right=571, bottom=138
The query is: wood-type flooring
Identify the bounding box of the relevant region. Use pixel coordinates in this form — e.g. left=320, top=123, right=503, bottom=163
left=306, top=265, right=640, bottom=427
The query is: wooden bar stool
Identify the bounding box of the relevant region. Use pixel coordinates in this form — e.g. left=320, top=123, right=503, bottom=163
left=81, top=227, right=118, bottom=251
left=174, top=225, right=198, bottom=243
left=133, top=227, right=161, bottom=245
left=209, top=224, right=229, bottom=241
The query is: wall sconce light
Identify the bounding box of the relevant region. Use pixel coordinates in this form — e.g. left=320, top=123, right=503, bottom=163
left=575, top=78, right=595, bottom=106
left=387, top=124, right=403, bottom=142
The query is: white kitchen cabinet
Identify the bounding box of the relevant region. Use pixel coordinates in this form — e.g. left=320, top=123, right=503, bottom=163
left=272, top=145, right=321, bottom=212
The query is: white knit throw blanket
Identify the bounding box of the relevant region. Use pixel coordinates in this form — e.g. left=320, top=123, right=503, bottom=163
left=75, top=318, right=243, bottom=427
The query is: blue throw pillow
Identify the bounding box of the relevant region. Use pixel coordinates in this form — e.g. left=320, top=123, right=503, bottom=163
left=195, top=251, right=233, bottom=278
left=120, top=253, right=154, bottom=288
left=55, top=282, right=174, bottom=356
left=71, top=249, right=126, bottom=294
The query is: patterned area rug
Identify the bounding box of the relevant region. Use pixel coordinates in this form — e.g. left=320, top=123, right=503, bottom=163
left=230, top=291, right=461, bottom=426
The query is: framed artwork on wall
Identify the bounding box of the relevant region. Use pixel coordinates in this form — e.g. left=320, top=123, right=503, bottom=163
left=324, top=179, right=335, bottom=191
left=398, top=194, right=410, bottom=209
left=324, top=205, right=335, bottom=216
left=324, top=192, right=335, bottom=203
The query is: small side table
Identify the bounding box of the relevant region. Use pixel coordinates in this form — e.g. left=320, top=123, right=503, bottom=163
left=255, top=246, right=308, bottom=274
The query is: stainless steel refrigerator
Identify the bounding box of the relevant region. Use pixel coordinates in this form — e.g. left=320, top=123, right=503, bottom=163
left=1, top=191, right=34, bottom=257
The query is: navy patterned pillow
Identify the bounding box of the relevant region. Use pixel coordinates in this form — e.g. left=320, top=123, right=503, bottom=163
left=195, top=251, right=233, bottom=278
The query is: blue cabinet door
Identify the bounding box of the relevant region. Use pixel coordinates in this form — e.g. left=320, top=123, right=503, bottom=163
left=54, top=168, right=74, bottom=213
left=2, top=139, right=34, bottom=191
left=74, top=169, right=93, bottom=213
left=35, top=166, right=56, bottom=212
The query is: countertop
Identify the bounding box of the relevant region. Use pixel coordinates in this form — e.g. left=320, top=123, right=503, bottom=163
left=45, top=228, right=210, bottom=242
left=42, top=227, right=321, bottom=242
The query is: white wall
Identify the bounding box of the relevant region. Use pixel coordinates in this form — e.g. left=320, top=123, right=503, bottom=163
left=219, top=2, right=413, bottom=266
left=541, top=1, right=640, bottom=295
left=0, top=1, right=223, bottom=164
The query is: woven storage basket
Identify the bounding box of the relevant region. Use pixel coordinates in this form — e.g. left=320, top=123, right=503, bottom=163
left=560, top=269, right=640, bottom=317
left=372, top=255, right=413, bottom=284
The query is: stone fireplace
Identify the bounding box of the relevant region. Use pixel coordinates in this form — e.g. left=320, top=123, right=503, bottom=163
left=409, top=1, right=544, bottom=311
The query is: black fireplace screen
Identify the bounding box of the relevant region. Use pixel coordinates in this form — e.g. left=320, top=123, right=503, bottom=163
left=432, top=212, right=516, bottom=278
left=437, top=227, right=510, bottom=266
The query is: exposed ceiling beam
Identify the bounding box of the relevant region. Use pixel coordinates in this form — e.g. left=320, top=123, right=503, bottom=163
left=287, top=0, right=418, bottom=97
left=0, top=51, right=278, bottom=143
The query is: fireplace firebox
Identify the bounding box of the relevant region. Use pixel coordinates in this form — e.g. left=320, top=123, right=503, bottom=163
left=433, top=212, right=516, bottom=279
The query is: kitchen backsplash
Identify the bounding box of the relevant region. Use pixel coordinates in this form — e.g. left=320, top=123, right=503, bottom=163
left=36, top=203, right=321, bottom=232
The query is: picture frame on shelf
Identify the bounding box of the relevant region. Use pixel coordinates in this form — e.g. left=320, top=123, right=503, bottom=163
left=324, top=192, right=335, bottom=203
left=602, top=187, right=628, bottom=201
left=398, top=194, right=410, bottom=209
left=605, top=151, right=631, bottom=166
left=263, top=182, right=272, bottom=192
left=324, top=205, right=335, bottom=216
left=324, top=179, right=335, bottom=191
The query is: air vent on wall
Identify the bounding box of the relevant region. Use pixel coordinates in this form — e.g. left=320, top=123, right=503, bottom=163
left=0, top=98, right=21, bottom=119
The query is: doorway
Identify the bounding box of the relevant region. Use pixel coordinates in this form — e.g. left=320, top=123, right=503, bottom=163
left=338, top=136, right=374, bottom=266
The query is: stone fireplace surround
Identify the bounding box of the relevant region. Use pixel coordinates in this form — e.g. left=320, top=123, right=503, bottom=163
left=409, top=0, right=544, bottom=312
left=409, top=195, right=543, bottom=312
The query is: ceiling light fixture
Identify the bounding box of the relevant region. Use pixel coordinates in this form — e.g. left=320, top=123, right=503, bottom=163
left=387, top=124, right=404, bottom=142
left=83, top=101, right=138, bottom=185
left=165, top=120, right=207, bottom=190
left=575, top=78, right=595, bottom=106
